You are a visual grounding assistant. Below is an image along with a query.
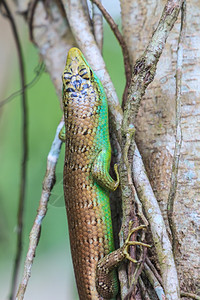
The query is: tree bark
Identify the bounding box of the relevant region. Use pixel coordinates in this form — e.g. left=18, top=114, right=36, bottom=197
left=121, top=0, right=200, bottom=295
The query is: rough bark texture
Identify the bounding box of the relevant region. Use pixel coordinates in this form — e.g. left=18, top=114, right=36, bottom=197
left=121, top=0, right=200, bottom=295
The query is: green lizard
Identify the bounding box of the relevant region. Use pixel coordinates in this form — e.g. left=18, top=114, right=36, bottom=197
left=60, top=47, right=149, bottom=299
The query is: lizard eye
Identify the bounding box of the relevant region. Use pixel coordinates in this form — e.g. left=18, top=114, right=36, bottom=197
left=63, top=71, right=72, bottom=83
left=66, top=87, right=75, bottom=93
left=79, top=67, right=90, bottom=80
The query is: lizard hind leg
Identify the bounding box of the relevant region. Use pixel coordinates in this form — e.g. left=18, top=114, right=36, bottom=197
left=96, top=225, right=151, bottom=298
left=96, top=251, right=120, bottom=299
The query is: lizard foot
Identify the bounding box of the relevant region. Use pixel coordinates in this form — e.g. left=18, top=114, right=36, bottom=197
left=122, top=224, right=151, bottom=263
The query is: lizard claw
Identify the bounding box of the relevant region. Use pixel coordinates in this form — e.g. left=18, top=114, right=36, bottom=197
left=122, top=224, right=151, bottom=263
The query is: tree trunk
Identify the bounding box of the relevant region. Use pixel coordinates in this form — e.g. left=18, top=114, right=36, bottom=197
left=121, top=0, right=200, bottom=295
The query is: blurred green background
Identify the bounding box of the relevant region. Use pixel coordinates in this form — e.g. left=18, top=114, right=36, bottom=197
left=0, top=7, right=125, bottom=300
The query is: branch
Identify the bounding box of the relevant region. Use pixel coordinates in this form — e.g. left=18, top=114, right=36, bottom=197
left=144, top=263, right=165, bottom=300
left=180, top=292, right=200, bottom=300
left=145, top=257, right=163, bottom=286
left=167, top=0, right=185, bottom=252
left=0, top=1, right=28, bottom=299
left=118, top=126, right=138, bottom=299
left=132, top=145, right=180, bottom=300
left=27, top=0, right=39, bottom=43
left=139, top=277, right=151, bottom=300
left=91, top=0, right=132, bottom=105
left=92, top=1, right=103, bottom=52
left=125, top=247, right=148, bottom=299
left=16, top=119, right=64, bottom=300
left=134, top=191, right=149, bottom=227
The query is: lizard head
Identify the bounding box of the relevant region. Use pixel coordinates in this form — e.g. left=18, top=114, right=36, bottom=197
left=62, top=47, right=94, bottom=94
left=62, top=48, right=104, bottom=123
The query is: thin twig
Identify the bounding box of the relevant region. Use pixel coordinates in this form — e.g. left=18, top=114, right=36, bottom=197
left=118, top=126, right=137, bottom=299
left=167, top=0, right=186, bottom=252
left=130, top=242, right=148, bottom=287
left=144, top=263, right=166, bottom=300
left=27, top=0, right=40, bottom=43
left=139, top=277, right=151, bottom=300
left=16, top=119, right=64, bottom=300
left=0, top=1, right=28, bottom=299
left=119, top=131, right=148, bottom=299
left=180, top=292, right=200, bottom=300
left=134, top=192, right=149, bottom=227
left=91, top=0, right=131, bottom=105
left=92, top=1, right=103, bottom=52
left=124, top=247, right=148, bottom=300
left=145, top=257, right=163, bottom=286
left=0, top=62, right=44, bottom=107
left=127, top=186, right=148, bottom=296
left=120, top=125, right=136, bottom=239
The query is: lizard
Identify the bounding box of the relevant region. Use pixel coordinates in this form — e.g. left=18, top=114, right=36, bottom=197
left=59, top=47, right=149, bottom=299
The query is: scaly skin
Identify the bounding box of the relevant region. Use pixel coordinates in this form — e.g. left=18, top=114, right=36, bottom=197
left=60, top=48, right=150, bottom=299
left=61, top=48, right=119, bottom=299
